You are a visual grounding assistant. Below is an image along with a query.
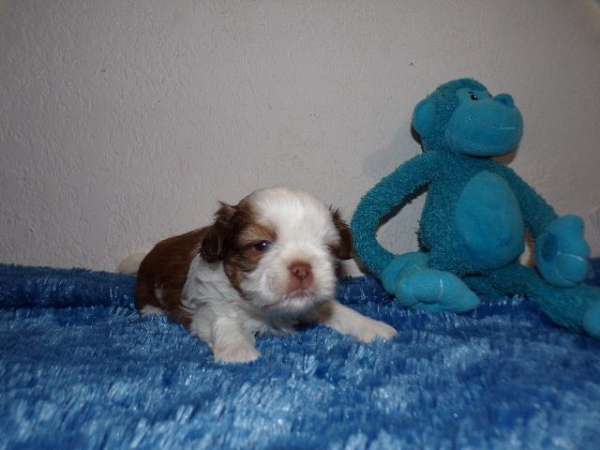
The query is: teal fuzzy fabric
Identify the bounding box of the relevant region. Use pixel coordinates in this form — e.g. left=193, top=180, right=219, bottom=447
left=351, top=78, right=600, bottom=337
left=1, top=263, right=600, bottom=449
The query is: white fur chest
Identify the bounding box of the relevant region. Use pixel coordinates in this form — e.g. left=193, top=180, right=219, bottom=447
left=181, top=256, right=242, bottom=311
left=181, top=255, right=294, bottom=340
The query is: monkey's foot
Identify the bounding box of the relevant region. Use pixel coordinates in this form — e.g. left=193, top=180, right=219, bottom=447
left=536, top=215, right=590, bottom=287
left=393, top=269, right=480, bottom=313
left=583, top=302, right=600, bottom=339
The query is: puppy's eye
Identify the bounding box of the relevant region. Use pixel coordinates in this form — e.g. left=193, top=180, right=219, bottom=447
left=253, top=240, right=272, bottom=252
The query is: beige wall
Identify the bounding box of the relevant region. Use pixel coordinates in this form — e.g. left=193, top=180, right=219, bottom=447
left=1, top=0, right=600, bottom=272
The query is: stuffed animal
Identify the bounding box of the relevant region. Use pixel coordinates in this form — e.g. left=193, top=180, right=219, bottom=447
left=351, top=78, right=600, bottom=338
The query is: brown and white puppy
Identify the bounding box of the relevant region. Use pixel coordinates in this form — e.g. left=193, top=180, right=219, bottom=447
left=126, top=187, right=397, bottom=364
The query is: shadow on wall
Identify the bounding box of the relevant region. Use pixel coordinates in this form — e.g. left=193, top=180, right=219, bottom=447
left=364, top=120, right=520, bottom=180
left=362, top=122, right=415, bottom=180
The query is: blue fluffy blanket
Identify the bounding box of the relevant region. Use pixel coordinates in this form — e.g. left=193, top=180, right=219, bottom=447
left=1, top=263, right=599, bottom=449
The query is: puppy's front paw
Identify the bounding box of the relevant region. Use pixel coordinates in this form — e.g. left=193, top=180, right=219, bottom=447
left=213, top=343, right=261, bottom=364
left=353, top=318, right=398, bottom=344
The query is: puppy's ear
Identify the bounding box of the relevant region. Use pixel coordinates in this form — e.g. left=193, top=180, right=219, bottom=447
left=200, top=202, right=236, bottom=263
left=329, top=208, right=353, bottom=260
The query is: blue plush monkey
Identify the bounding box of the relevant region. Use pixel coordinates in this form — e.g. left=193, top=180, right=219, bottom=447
left=351, top=79, right=600, bottom=338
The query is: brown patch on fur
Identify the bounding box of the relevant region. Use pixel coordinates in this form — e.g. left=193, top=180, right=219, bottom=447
left=222, top=204, right=277, bottom=293
left=329, top=208, right=353, bottom=260
left=136, top=227, right=208, bottom=327
left=200, top=203, right=236, bottom=263
left=238, top=223, right=277, bottom=248
left=137, top=199, right=277, bottom=325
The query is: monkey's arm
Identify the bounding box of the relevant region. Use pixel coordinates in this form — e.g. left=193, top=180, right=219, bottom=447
left=351, top=152, right=438, bottom=276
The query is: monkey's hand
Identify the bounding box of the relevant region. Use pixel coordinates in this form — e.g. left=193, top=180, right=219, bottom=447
left=536, top=215, right=590, bottom=287
left=381, top=253, right=480, bottom=313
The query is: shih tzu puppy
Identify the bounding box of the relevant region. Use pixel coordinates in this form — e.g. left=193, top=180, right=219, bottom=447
left=122, top=187, right=397, bottom=363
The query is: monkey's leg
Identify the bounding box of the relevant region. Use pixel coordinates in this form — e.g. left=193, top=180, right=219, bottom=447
left=485, top=263, right=600, bottom=338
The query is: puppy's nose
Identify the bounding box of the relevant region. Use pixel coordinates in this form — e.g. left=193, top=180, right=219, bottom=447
left=288, top=261, right=313, bottom=284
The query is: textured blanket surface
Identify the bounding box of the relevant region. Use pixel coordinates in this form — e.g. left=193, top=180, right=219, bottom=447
left=1, top=263, right=599, bottom=450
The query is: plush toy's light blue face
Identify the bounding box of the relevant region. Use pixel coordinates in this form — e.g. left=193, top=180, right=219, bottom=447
left=413, top=81, right=524, bottom=157
left=445, top=88, right=523, bottom=157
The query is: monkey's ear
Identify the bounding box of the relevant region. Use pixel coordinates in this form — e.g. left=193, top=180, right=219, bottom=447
left=329, top=208, right=353, bottom=260
left=200, top=203, right=236, bottom=262
left=412, top=98, right=436, bottom=139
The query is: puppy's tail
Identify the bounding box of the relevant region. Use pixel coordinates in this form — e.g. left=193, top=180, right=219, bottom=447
left=117, top=252, right=147, bottom=275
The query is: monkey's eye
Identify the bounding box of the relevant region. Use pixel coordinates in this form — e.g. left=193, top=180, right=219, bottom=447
left=253, top=240, right=272, bottom=252
left=469, top=92, right=479, bottom=101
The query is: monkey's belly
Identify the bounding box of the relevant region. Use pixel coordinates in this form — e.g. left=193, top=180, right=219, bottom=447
left=455, top=171, right=525, bottom=270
